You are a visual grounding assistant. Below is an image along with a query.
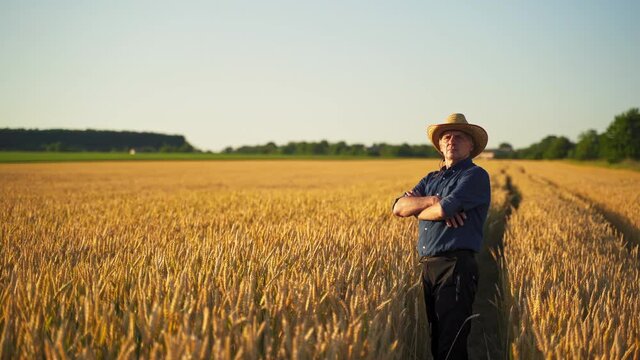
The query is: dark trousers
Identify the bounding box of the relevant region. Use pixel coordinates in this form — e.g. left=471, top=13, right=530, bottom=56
left=421, top=250, right=478, bottom=360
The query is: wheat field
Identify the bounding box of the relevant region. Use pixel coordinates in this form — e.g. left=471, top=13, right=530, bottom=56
left=0, top=160, right=638, bottom=359
left=498, top=163, right=640, bottom=359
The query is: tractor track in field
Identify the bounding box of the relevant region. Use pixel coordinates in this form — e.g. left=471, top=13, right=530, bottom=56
left=468, top=167, right=521, bottom=360
left=526, top=172, right=640, bottom=252
left=464, top=164, right=637, bottom=359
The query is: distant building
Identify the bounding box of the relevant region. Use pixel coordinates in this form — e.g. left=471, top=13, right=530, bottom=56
left=478, top=150, right=495, bottom=160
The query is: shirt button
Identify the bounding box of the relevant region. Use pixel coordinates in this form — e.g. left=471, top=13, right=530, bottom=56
left=424, top=227, right=428, bottom=230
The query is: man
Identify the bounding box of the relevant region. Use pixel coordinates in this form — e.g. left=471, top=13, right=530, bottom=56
left=392, top=113, right=490, bottom=360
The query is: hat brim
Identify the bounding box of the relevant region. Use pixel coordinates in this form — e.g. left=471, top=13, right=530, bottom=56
left=427, top=123, right=488, bottom=159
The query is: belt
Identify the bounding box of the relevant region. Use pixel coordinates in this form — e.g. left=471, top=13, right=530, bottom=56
left=419, top=249, right=475, bottom=263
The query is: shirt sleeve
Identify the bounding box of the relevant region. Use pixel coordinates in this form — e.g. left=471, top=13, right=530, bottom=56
left=439, top=167, right=491, bottom=218
left=391, top=174, right=429, bottom=211
left=411, top=177, right=427, bottom=196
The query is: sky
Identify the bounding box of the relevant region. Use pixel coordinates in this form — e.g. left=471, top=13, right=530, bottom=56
left=1, top=0, right=638, bottom=152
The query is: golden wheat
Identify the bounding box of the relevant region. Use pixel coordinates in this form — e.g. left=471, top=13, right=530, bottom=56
left=1, top=159, right=637, bottom=359
left=515, top=160, right=640, bottom=245
left=500, top=164, right=640, bottom=359
left=0, top=160, right=443, bottom=359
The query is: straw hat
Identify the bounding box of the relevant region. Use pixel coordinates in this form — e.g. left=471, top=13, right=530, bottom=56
left=427, top=113, right=488, bottom=159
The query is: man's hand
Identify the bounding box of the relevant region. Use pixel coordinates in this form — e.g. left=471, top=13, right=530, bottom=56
left=445, top=212, right=467, bottom=228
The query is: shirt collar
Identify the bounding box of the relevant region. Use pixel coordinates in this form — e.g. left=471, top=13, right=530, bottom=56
left=440, top=157, right=473, bottom=172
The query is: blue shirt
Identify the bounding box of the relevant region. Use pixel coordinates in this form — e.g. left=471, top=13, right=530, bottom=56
left=396, top=157, right=491, bottom=257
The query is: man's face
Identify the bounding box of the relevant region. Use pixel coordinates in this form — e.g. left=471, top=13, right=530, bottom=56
left=439, top=130, right=474, bottom=162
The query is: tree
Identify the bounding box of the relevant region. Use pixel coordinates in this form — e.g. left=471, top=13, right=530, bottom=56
left=280, top=142, right=296, bottom=155
left=397, top=143, right=414, bottom=157
left=295, top=142, right=310, bottom=155
left=178, top=143, right=195, bottom=152
left=378, top=143, right=398, bottom=157
left=600, top=108, right=640, bottom=162
left=517, top=136, right=555, bottom=159
left=44, top=142, right=63, bottom=152
left=329, top=141, right=349, bottom=155
left=349, top=144, right=367, bottom=156
left=413, top=144, right=439, bottom=157
left=573, top=129, right=600, bottom=160
left=311, top=140, right=329, bottom=155
left=263, top=142, right=278, bottom=154
left=495, top=142, right=515, bottom=159
left=543, top=136, right=574, bottom=159
left=516, top=135, right=574, bottom=159
left=366, top=143, right=382, bottom=157
left=498, top=142, right=514, bottom=152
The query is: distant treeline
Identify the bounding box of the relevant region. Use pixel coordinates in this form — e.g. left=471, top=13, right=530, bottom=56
left=222, top=141, right=515, bottom=158
left=222, top=108, right=639, bottom=162
left=3, top=108, right=637, bottom=161
left=514, top=108, right=639, bottom=162
left=222, top=141, right=444, bottom=158
left=0, top=128, right=197, bottom=152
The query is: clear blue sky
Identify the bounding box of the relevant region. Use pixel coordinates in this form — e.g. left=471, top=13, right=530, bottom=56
left=1, top=0, right=638, bottom=151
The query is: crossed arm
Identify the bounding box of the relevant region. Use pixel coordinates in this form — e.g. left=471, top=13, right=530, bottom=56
left=392, top=190, right=467, bottom=227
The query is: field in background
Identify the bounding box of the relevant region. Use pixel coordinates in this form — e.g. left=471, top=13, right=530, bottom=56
left=497, top=162, right=640, bottom=358
left=0, top=160, right=638, bottom=358
left=0, top=151, right=380, bottom=163
left=2, top=152, right=639, bottom=172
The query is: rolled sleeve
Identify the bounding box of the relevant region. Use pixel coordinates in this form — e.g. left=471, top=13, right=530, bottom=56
left=440, top=167, right=490, bottom=218
left=439, top=196, right=462, bottom=218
